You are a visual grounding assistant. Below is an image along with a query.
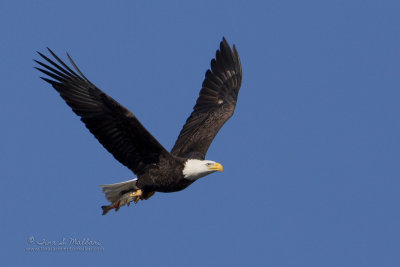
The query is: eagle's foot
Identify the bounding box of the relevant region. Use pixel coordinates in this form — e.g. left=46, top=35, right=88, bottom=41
left=129, top=189, right=143, bottom=204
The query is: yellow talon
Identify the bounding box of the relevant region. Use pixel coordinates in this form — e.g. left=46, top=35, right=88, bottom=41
left=129, top=189, right=143, bottom=204
left=129, top=189, right=142, bottom=197
left=128, top=189, right=154, bottom=204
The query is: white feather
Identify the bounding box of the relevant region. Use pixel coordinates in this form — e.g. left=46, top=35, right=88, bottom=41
left=100, top=178, right=138, bottom=203
left=182, top=159, right=217, bottom=181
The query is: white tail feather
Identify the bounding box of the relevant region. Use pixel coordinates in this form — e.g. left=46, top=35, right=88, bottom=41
left=100, top=178, right=138, bottom=203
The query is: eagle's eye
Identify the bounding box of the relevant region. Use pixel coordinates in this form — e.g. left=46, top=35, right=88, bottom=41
left=206, top=163, right=212, bottom=166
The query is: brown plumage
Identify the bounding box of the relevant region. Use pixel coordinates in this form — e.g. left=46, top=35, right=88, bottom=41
left=35, top=37, right=242, bottom=214
left=171, top=39, right=242, bottom=159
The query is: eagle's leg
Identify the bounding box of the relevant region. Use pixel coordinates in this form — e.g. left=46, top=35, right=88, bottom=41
left=143, top=191, right=155, bottom=200
left=129, top=189, right=143, bottom=204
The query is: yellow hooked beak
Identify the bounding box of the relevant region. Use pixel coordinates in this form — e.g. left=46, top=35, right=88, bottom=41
left=208, top=162, right=223, bottom=172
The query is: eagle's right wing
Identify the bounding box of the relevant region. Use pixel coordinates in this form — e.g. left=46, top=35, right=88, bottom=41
left=171, top=38, right=242, bottom=159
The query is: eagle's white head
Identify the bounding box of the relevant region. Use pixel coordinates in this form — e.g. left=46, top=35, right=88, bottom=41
left=182, top=159, right=224, bottom=181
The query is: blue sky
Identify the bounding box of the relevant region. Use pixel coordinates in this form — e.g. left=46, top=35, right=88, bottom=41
left=2, top=0, right=400, bottom=266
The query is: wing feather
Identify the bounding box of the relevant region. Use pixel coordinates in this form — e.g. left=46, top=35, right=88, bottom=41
left=36, top=49, right=169, bottom=175
left=171, top=38, right=242, bottom=159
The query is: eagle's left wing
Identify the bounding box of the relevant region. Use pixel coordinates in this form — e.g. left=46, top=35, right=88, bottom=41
left=35, top=49, right=170, bottom=175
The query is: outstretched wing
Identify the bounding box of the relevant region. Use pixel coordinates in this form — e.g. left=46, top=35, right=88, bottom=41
left=35, top=49, right=169, bottom=175
left=171, top=38, right=242, bottom=159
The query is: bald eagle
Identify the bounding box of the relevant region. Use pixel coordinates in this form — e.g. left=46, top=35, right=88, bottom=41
left=35, top=38, right=242, bottom=215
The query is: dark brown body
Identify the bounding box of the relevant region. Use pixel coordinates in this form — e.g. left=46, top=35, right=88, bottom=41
left=136, top=156, right=193, bottom=193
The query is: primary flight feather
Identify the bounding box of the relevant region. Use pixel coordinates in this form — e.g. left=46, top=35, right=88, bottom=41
left=35, top=37, right=242, bottom=215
